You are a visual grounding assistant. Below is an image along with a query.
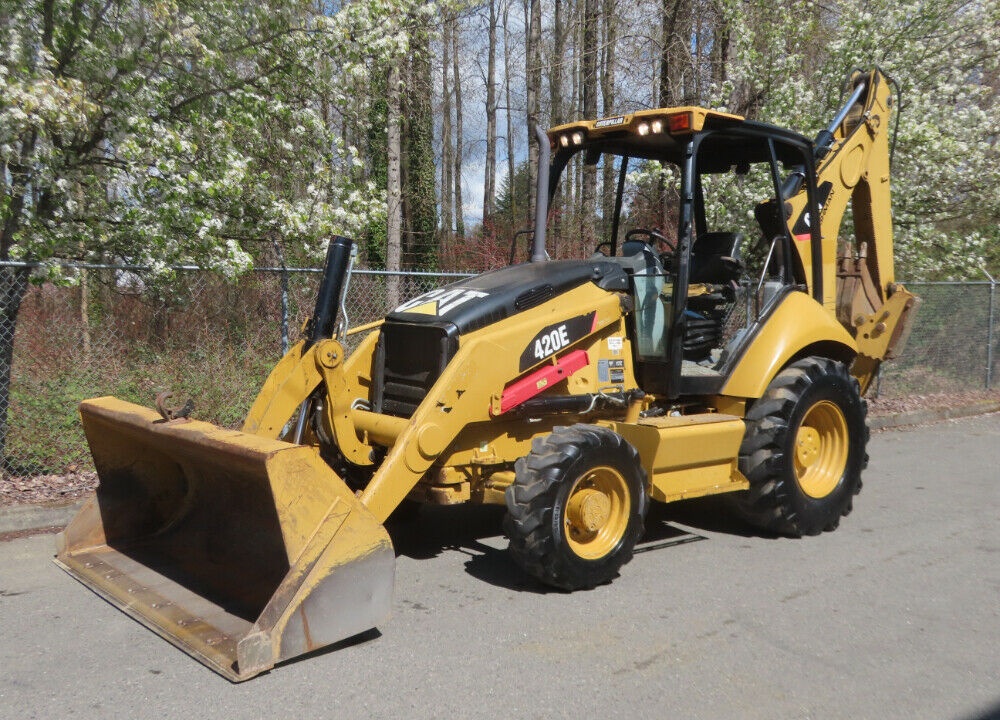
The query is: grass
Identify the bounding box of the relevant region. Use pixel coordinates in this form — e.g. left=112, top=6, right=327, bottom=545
left=9, top=339, right=279, bottom=475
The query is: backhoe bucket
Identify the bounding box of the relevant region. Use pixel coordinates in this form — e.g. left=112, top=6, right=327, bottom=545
left=54, top=397, right=394, bottom=681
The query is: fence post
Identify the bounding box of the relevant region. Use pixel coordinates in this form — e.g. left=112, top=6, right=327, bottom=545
left=987, top=276, right=996, bottom=390
left=273, top=241, right=290, bottom=355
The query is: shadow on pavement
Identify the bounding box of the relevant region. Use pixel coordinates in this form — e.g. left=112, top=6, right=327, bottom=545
left=387, top=503, right=551, bottom=593
left=386, top=494, right=774, bottom=593
left=957, top=699, right=1000, bottom=720
left=647, top=495, right=776, bottom=539
left=387, top=503, right=507, bottom=561
left=272, top=627, right=383, bottom=675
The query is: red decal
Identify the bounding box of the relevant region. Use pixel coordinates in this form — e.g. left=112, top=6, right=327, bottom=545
left=494, top=350, right=589, bottom=415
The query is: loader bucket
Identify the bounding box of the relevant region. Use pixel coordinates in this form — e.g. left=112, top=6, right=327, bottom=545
left=54, top=397, right=394, bottom=681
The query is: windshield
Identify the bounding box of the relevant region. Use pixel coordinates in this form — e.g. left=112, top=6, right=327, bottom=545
left=541, top=149, right=684, bottom=260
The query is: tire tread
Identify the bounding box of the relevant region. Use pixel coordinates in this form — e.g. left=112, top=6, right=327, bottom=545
left=505, top=425, right=648, bottom=590
left=733, top=356, right=868, bottom=536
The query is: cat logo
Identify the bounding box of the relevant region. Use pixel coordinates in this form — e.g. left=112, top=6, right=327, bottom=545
left=394, top=288, right=489, bottom=316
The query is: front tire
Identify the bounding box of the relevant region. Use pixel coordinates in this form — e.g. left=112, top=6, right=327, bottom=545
left=734, top=356, right=868, bottom=536
left=504, top=425, right=648, bottom=590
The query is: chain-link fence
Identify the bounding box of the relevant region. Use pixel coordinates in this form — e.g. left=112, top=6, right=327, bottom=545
left=1, top=263, right=996, bottom=480
left=0, top=261, right=473, bottom=480
left=878, top=281, right=998, bottom=396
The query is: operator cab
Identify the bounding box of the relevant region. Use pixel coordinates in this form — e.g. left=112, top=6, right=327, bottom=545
left=547, top=109, right=823, bottom=398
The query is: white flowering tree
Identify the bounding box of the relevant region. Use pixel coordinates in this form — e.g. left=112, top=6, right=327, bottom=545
left=518, top=0, right=996, bottom=279
left=825, top=0, right=1000, bottom=280
left=713, top=0, right=1000, bottom=280
left=0, top=0, right=420, bottom=464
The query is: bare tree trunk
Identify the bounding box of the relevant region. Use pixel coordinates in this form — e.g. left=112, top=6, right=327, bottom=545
left=503, top=0, right=515, bottom=217
left=693, top=4, right=705, bottom=103
left=581, top=0, right=598, bottom=243
left=526, top=0, right=542, bottom=226
left=483, top=0, right=498, bottom=221
left=600, top=0, right=618, bottom=240
left=386, top=63, right=403, bottom=308
left=551, top=0, right=566, bottom=126
left=658, top=0, right=691, bottom=229
left=710, top=1, right=730, bottom=87
left=659, top=0, right=692, bottom=106
left=452, top=17, right=465, bottom=238
left=441, top=16, right=454, bottom=241
left=571, top=4, right=581, bottom=212
left=550, top=0, right=566, bottom=254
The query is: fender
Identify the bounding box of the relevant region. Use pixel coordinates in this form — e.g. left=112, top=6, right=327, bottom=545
left=722, top=292, right=857, bottom=399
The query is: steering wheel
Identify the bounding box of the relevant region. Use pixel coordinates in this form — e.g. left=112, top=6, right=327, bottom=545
left=593, top=240, right=613, bottom=256
left=625, top=227, right=672, bottom=249
left=625, top=228, right=676, bottom=271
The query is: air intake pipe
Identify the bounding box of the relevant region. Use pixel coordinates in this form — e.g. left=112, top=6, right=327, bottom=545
left=531, top=125, right=550, bottom=263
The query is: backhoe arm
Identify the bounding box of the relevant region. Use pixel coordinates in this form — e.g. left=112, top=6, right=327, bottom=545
left=785, top=68, right=919, bottom=391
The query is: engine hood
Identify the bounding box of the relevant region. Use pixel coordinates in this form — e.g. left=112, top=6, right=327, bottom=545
left=385, top=259, right=628, bottom=335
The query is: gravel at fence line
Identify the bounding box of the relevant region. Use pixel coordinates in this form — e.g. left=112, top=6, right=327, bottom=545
left=867, top=389, right=1000, bottom=416
left=0, top=471, right=97, bottom=507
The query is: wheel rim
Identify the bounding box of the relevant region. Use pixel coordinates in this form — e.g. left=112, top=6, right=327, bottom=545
left=794, top=400, right=849, bottom=498
left=563, top=466, right=631, bottom=560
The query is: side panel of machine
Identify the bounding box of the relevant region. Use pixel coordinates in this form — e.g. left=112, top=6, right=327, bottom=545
left=721, top=291, right=857, bottom=399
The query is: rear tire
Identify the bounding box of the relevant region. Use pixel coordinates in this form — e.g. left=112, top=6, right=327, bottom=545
left=733, top=356, right=868, bottom=536
left=504, top=425, right=648, bottom=590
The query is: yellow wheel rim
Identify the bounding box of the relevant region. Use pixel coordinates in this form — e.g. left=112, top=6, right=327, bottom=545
left=563, top=466, right=631, bottom=560
left=794, top=400, right=849, bottom=498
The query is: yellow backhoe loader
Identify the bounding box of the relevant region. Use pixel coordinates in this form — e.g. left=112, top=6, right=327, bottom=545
left=56, top=68, right=918, bottom=680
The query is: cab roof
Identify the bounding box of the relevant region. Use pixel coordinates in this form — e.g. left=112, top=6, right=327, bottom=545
left=548, top=106, right=814, bottom=169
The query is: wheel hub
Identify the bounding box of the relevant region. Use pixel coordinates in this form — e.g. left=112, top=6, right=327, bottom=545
left=794, top=400, right=849, bottom=498
left=795, top=426, right=821, bottom=467
left=563, top=467, right=631, bottom=561
left=567, top=488, right=612, bottom=533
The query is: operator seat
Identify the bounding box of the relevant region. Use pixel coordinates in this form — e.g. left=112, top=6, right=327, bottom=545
left=689, top=231, right=744, bottom=285
left=685, top=232, right=743, bottom=363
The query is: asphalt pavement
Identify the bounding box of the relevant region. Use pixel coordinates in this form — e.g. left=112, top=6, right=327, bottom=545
left=1, top=414, right=998, bottom=720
